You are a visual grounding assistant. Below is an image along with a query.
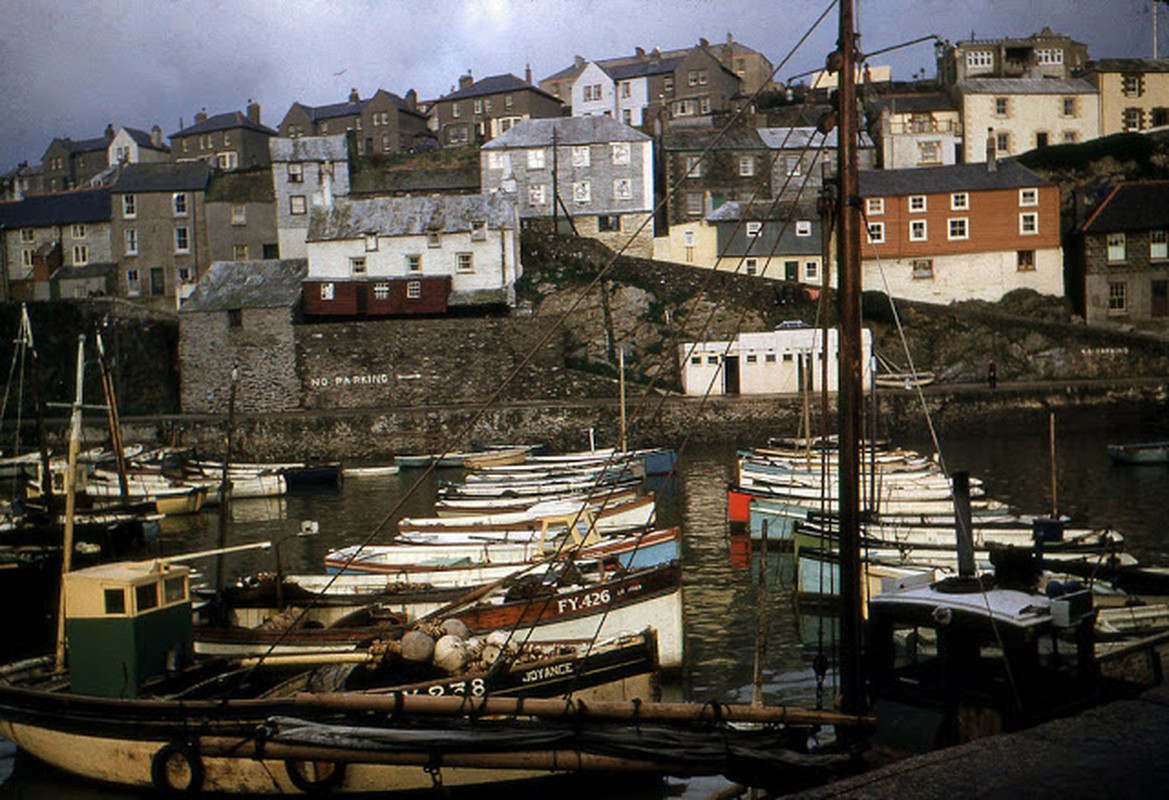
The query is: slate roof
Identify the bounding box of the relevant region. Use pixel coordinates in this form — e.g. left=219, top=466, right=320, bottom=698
left=180, top=259, right=308, bottom=313
left=123, top=127, right=170, bottom=152
left=0, top=188, right=110, bottom=229
left=956, top=78, right=1097, bottom=95
left=482, top=116, right=651, bottom=149
left=663, top=127, right=766, bottom=151
left=47, top=135, right=112, bottom=157
left=110, top=162, right=211, bottom=194
left=859, top=159, right=1048, bottom=197
left=757, top=127, right=875, bottom=150
left=869, top=93, right=958, bottom=115
left=308, top=194, right=516, bottom=242
left=1082, top=181, right=1169, bottom=233
left=206, top=169, right=274, bottom=203
left=440, top=73, right=558, bottom=103
left=269, top=134, right=350, bottom=163
left=605, top=57, right=685, bottom=80
left=706, top=199, right=820, bottom=222
left=50, top=262, right=114, bottom=281
left=294, top=90, right=420, bottom=121
left=1086, top=59, right=1169, bottom=74
left=171, top=111, right=277, bottom=139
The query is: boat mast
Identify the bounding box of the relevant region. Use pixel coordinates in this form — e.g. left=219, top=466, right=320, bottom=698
left=54, top=335, right=86, bottom=672
left=835, top=0, right=866, bottom=716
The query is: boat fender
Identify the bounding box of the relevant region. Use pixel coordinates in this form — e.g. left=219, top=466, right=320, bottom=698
left=932, top=606, right=953, bottom=626
left=150, top=741, right=204, bottom=794
left=285, top=759, right=347, bottom=794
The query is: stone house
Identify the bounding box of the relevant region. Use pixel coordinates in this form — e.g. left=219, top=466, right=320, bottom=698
left=432, top=72, right=564, bottom=148
left=107, top=127, right=170, bottom=167
left=571, top=55, right=685, bottom=130
left=178, top=258, right=307, bottom=414
left=954, top=78, right=1099, bottom=162
left=277, top=88, right=431, bottom=156
left=0, top=163, right=44, bottom=203
left=204, top=169, right=278, bottom=263
left=0, top=188, right=113, bottom=300
left=480, top=116, right=655, bottom=257
left=857, top=158, right=1063, bottom=304
left=269, top=135, right=350, bottom=260
left=759, top=127, right=876, bottom=202
left=303, top=192, right=520, bottom=317
left=41, top=126, right=116, bottom=191
left=1078, top=181, right=1169, bottom=326
left=1080, top=59, right=1169, bottom=136
left=936, top=28, right=1089, bottom=88
left=109, top=162, right=211, bottom=306
left=662, top=126, right=772, bottom=225
left=169, top=103, right=276, bottom=171
left=869, top=93, right=963, bottom=169
left=667, top=45, right=742, bottom=121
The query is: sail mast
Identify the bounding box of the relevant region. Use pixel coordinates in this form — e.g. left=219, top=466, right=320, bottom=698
left=835, top=0, right=866, bottom=716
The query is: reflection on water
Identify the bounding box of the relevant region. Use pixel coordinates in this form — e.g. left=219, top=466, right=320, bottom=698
left=3, top=416, right=1169, bottom=796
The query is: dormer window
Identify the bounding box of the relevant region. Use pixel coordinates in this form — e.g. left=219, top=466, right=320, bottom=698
left=288, top=163, right=304, bottom=183
left=470, top=221, right=487, bottom=241
left=365, top=234, right=379, bottom=252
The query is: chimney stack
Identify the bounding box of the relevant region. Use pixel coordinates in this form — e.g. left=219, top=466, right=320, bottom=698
left=635, top=46, right=646, bottom=60
left=195, top=108, right=208, bottom=125
left=349, top=87, right=360, bottom=104
left=525, top=63, right=532, bottom=84
left=151, top=125, right=163, bottom=148
left=574, top=55, right=585, bottom=69
left=246, top=99, right=261, bottom=124
left=458, top=71, right=474, bottom=91
left=986, top=127, right=997, bottom=171
left=104, top=123, right=115, bottom=139
left=405, top=88, right=417, bottom=111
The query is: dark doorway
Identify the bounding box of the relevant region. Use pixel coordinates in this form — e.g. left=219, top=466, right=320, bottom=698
left=723, top=356, right=740, bottom=395
left=1153, top=280, right=1168, bottom=318
left=355, top=284, right=368, bottom=315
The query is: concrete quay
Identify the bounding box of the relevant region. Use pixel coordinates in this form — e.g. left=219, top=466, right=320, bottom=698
left=784, top=686, right=1169, bottom=799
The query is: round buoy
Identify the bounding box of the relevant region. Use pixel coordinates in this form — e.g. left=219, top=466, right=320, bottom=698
left=150, top=741, right=204, bottom=794
left=285, top=759, right=347, bottom=794
left=440, top=618, right=470, bottom=640
left=400, top=630, right=436, bottom=663
left=434, top=633, right=471, bottom=672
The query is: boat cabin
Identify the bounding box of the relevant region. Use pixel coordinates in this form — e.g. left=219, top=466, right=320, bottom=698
left=867, top=559, right=1096, bottom=752
left=64, top=560, right=194, bottom=697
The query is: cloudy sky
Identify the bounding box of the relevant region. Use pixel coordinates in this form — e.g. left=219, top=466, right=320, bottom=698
left=0, top=0, right=1155, bottom=173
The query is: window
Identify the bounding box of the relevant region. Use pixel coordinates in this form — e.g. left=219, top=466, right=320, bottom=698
left=663, top=77, right=674, bottom=94
left=909, top=220, right=928, bottom=241
left=452, top=102, right=461, bottom=118
left=1036, top=48, right=1064, bottom=65
left=528, top=183, right=546, bottom=206
left=365, top=233, right=379, bottom=251
left=572, top=180, right=591, bottom=203
left=135, top=582, right=158, bottom=612
left=1109, top=282, right=1128, bottom=315
left=1019, top=188, right=1038, bottom=207
left=611, top=142, right=631, bottom=165
left=505, top=93, right=513, bottom=109
left=795, top=220, right=812, bottom=237
left=948, top=218, right=968, bottom=240
left=124, top=228, right=138, bottom=255
left=744, top=258, right=757, bottom=275
left=613, top=178, right=632, bottom=200
left=1017, top=250, right=1036, bottom=271
left=427, top=231, right=441, bottom=248
left=994, top=97, right=1008, bottom=116
left=262, top=243, right=279, bottom=259
left=951, top=192, right=969, bottom=211
left=805, top=260, right=819, bottom=281
left=104, top=589, right=126, bottom=615
left=288, top=163, right=304, bottom=183
left=486, top=151, right=505, bottom=170
left=471, top=221, right=487, bottom=241
left=674, top=99, right=696, bottom=116
left=1062, top=131, right=1079, bottom=144
left=1124, top=108, right=1144, bottom=131
left=528, top=149, right=545, bottom=169
left=785, top=156, right=801, bottom=177
left=688, top=70, right=699, bottom=86
left=233, top=244, right=248, bottom=260
left=707, top=356, right=719, bottom=365
left=320, top=282, right=334, bottom=301
left=177, top=266, right=193, bottom=284
left=685, top=156, right=703, bottom=178
left=867, top=222, right=885, bottom=243
left=406, top=254, right=422, bottom=272
left=866, top=198, right=884, bottom=215
left=908, top=195, right=927, bottom=213
left=19, top=228, right=34, bottom=243
left=598, top=214, right=620, bottom=232
left=290, top=196, right=307, bottom=215
left=345, top=257, right=365, bottom=276
left=231, top=204, right=246, bottom=225
left=686, top=192, right=703, bottom=216
left=690, top=355, right=702, bottom=365
left=1123, top=74, right=1144, bottom=97
left=382, top=135, right=391, bottom=151
left=122, top=194, right=137, bottom=218
left=20, top=250, right=32, bottom=268
left=174, top=227, right=189, bottom=253
left=1019, top=212, right=1038, bottom=235
left=746, top=221, right=762, bottom=238
left=456, top=252, right=473, bottom=273
left=746, top=354, right=757, bottom=364
left=738, top=156, right=755, bottom=176
left=571, top=145, right=590, bottom=167
left=72, top=245, right=88, bottom=265
left=918, top=141, right=941, bottom=165
left=373, top=283, right=390, bottom=300
left=473, top=99, right=482, bottom=114
left=406, top=280, right=421, bottom=299
left=173, top=193, right=188, bottom=216
left=126, top=268, right=140, bottom=294
left=996, top=132, right=1010, bottom=154
left=966, top=50, right=993, bottom=68
left=1106, top=233, right=1126, bottom=262
left=217, top=152, right=238, bottom=170
left=1152, top=231, right=1169, bottom=260
left=1062, top=97, right=1077, bottom=117
left=912, top=259, right=934, bottom=279
left=71, top=223, right=87, bottom=239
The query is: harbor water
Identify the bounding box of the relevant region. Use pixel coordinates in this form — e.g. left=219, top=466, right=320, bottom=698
left=2, top=409, right=1168, bottom=797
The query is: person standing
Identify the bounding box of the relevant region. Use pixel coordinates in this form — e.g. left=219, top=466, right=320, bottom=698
left=987, top=359, right=997, bottom=389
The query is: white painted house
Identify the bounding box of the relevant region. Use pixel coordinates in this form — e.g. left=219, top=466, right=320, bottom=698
left=269, top=134, right=350, bottom=259
left=679, top=326, right=873, bottom=396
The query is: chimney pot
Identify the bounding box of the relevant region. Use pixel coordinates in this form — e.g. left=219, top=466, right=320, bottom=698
left=151, top=125, right=162, bottom=148
left=195, top=108, right=208, bottom=125
left=986, top=127, right=997, bottom=171
left=458, top=71, right=474, bottom=91
left=349, top=87, right=360, bottom=103
left=246, top=99, right=260, bottom=124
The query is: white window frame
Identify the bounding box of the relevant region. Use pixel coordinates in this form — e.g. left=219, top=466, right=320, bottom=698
left=365, top=234, right=379, bottom=252
left=405, top=254, right=422, bottom=272
left=528, top=183, right=546, bottom=206
left=571, top=145, right=590, bottom=167
left=795, top=220, right=812, bottom=237
left=909, top=219, right=928, bottom=242
left=290, top=195, right=307, bottom=215
left=320, top=282, right=334, bottom=301
left=613, top=178, right=632, bottom=200
left=21, top=250, right=32, bottom=268
left=1151, top=230, right=1169, bottom=261
left=174, top=226, right=190, bottom=253
left=232, top=244, right=248, bottom=261
left=231, top=204, right=246, bottom=225
left=738, top=156, right=755, bottom=177
left=217, top=152, right=238, bottom=170
left=350, top=257, right=367, bottom=275
left=72, top=244, right=88, bottom=265
left=456, top=252, right=474, bottom=273
left=1019, top=212, right=1039, bottom=236
left=745, top=221, right=762, bottom=238
left=1108, top=281, right=1127, bottom=315
left=1019, top=188, right=1038, bottom=207
left=71, top=223, right=87, bottom=239
left=911, top=259, right=934, bottom=280
left=126, top=268, right=140, bottom=294
left=288, top=163, right=304, bottom=183
left=122, top=194, right=137, bottom=219
left=1106, top=232, right=1126, bottom=263
left=948, top=217, right=969, bottom=241
left=966, top=50, right=993, bottom=69
left=908, top=195, right=927, bottom=213
left=528, top=149, right=546, bottom=170
left=173, top=192, right=188, bottom=216
left=611, top=143, right=631, bottom=165
left=867, top=222, right=885, bottom=244
left=19, top=228, right=35, bottom=243
left=427, top=231, right=442, bottom=248
left=685, top=156, right=703, bottom=178
left=866, top=198, right=884, bottom=215
left=950, top=192, right=969, bottom=211
left=406, top=280, right=422, bottom=299
left=804, top=260, right=819, bottom=281
left=572, top=180, right=591, bottom=204
left=124, top=228, right=138, bottom=255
